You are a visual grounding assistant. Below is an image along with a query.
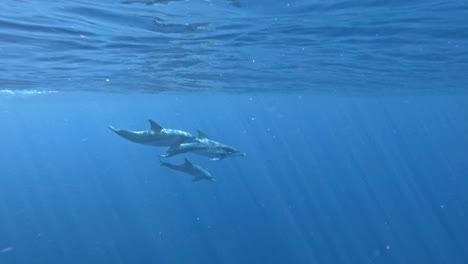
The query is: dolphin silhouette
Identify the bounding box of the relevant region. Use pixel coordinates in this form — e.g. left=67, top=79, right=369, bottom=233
left=161, top=130, right=246, bottom=160
left=160, top=158, right=215, bottom=182
left=109, top=119, right=195, bottom=147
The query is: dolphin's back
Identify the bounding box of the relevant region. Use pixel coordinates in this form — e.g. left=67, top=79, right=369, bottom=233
left=160, top=161, right=186, bottom=173
left=160, top=159, right=213, bottom=182
left=109, top=124, right=195, bottom=147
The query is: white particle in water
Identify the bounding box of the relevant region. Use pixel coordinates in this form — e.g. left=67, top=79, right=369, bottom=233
left=105, top=79, right=110, bottom=82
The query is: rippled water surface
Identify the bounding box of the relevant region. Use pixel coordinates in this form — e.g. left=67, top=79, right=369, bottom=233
left=1, top=0, right=467, bottom=93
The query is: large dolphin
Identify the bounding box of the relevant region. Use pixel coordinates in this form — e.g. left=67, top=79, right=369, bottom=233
left=161, top=130, right=246, bottom=160
left=160, top=158, right=215, bottom=182
left=108, top=119, right=195, bottom=147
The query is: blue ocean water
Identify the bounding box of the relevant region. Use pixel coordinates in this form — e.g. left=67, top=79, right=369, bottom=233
left=1, top=1, right=468, bottom=264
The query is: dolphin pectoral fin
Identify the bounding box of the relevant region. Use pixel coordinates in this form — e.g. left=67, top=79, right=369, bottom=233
left=160, top=159, right=171, bottom=168
left=163, top=144, right=180, bottom=157
left=197, top=130, right=209, bottom=139
left=167, top=143, right=180, bottom=152
left=148, top=119, right=163, bottom=132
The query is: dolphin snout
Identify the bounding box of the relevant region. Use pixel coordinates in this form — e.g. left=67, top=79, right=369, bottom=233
left=108, top=126, right=118, bottom=132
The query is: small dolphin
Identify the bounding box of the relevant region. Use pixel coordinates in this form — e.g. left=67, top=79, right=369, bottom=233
left=109, top=119, right=195, bottom=147
left=161, top=130, right=246, bottom=160
left=160, top=158, right=215, bottom=182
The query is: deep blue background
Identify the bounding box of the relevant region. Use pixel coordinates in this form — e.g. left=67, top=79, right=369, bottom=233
left=0, top=94, right=467, bottom=263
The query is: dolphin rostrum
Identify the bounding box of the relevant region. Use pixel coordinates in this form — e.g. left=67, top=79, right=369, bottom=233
left=160, top=158, right=215, bottom=182
left=161, top=130, right=246, bottom=160
left=108, top=119, right=195, bottom=147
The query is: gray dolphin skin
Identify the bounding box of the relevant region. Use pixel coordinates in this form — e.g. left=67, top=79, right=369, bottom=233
left=161, top=130, right=246, bottom=160
left=108, top=119, right=195, bottom=147
left=160, top=158, right=215, bottom=182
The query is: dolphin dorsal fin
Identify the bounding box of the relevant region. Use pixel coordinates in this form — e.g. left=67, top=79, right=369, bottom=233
left=197, top=130, right=209, bottom=139
left=148, top=119, right=163, bottom=132
left=184, top=158, right=194, bottom=167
